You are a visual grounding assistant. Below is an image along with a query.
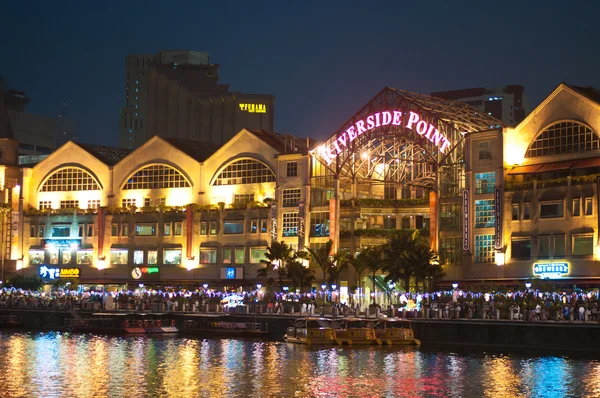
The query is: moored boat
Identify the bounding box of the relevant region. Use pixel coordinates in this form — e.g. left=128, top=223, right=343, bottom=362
left=371, top=318, right=420, bottom=345
left=65, top=313, right=178, bottom=334
left=284, top=317, right=337, bottom=345
left=183, top=319, right=268, bottom=337
left=0, top=315, right=24, bottom=329
left=334, top=318, right=377, bottom=345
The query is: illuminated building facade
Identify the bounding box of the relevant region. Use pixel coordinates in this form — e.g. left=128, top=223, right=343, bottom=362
left=3, top=83, right=600, bottom=290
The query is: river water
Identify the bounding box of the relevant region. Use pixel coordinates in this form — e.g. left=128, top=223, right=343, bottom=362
left=0, top=332, right=598, bottom=397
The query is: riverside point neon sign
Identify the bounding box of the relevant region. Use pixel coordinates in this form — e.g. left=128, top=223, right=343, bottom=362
left=317, top=111, right=452, bottom=165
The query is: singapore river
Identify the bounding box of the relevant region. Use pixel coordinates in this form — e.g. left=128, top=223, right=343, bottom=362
left=0, top=332, right=599, bottom=397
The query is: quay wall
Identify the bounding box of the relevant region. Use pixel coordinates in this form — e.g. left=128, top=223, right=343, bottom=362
left=3, top=309, right=600, bottom=352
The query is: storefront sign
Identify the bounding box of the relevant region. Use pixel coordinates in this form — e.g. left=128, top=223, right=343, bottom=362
left=494, top=186, right=502, bottom=250
left=131, top=267, right=159, bottom=280
left=43, top=239, right=81, bottom=249
left=270, top=201, right=277, bottom=242
left=533, top=262, right=569, bottom=278
left=225, top=267, right=236, bottom=279
left=239, top=103, right=267, bottom=113
left=317, top=110, right=451, bottom=165
left=39, top=266, right=80, bottom=280
left=297, top=200, right=305, bottom=250
left=462, top=189, right=469, bottom=251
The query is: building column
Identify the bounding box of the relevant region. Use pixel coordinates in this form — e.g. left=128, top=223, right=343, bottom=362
left=429, top=190, right=438, bottom=252
left=329, top=178, right=340, bottom=254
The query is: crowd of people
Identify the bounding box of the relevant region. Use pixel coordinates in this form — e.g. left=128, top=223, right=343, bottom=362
left=0, top=287, right=599, bottom=322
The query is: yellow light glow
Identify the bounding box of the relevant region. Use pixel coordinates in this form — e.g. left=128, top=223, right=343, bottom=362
left=16, top=259, right=23, bottom=270
left=96, top=259, right=106, bottom=270
left=503, top=128, right=528, bottom=166
left=495, top=252, right=505, bottom=266
left=186, top=258, right=196, bottom=271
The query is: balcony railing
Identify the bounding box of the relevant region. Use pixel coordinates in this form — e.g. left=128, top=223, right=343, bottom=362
left=340, top=198, right=428, bottom=208
left=340, top=228, right=429, bottom=239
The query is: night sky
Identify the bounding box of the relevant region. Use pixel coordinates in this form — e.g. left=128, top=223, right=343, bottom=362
left=2, top=1, right=599, bottom=146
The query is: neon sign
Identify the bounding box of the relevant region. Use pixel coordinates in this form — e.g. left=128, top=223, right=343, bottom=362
left=225, top=267, right=236, bottom=279
left=39, top=266, right=80, bottom=280
left=533, top=262, right=568, bottom=278
left=131, top=267, right=159, bottom=279
left=239, top=103, right=266, bottom=113
left=317, top=110, right=451, bottom=165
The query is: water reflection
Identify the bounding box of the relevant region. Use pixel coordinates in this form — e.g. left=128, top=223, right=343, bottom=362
left=0, top=332, right=599, bottom=397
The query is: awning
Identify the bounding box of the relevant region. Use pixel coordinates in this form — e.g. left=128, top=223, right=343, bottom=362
left=572, top=157, right=600, bottom=169
left=536, top=160, right=576, bottom=172
left=200, top=242, right=220, bottom=247
left=28, top=245, right=44, bottom=250
left=110, top=244, right=129, bottom=249
left=508, top=157, right=600, bottom=175
left=162, top=243, right=182, bottom=248
left=508, top=164, right=543, bottom=175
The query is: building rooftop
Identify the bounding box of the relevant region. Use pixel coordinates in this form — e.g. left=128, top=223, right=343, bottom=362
left=248, top=129, right=313, bottom=155
left=77, top=143, right=132, bottom=166
left=570, top=85, right=600, bottom=106
left=163, top=137, right=220, bottom=162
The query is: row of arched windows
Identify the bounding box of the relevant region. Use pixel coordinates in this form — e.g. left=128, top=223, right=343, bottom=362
left=39, top=159, right=276, bottom=192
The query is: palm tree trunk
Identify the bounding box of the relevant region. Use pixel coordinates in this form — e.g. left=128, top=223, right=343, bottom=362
left=372, top=271, right=376, bottom=304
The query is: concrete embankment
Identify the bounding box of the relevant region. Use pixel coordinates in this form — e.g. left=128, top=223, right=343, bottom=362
left=3, top=309, right=600, bottom=352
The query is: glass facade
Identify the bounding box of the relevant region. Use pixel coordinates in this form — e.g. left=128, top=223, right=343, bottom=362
left=475, top=234, right=495, bottom=263
left=282, top=213, right=298, bottom=237
left=124, top=164, right=190, bottom=189
left=213, top=159, right=275, bottom=185
left=41, top=167, right=100, bottom=192
left=475, top=200, right=495, bottom=228
left=439, top=236, right=461, bottom=265
left=526, top=121, right=599, bottom=157
left=474, top=172, right=495, bottom=194
left=310, top=212, right=330, bottom=237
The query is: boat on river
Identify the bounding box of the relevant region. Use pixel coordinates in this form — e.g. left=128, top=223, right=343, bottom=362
left=334, top=318, right=377, bottom=345
left=183, top=318, right=268, bottom=337
left=0, top=315, right=23, bottom=329
left=65, top=313, right=178, bottom=334
left=284, top=317, right=338, bottom=345
left=370, top=318, right=420, bottom=345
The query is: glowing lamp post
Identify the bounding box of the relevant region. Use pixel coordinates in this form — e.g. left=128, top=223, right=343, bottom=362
left=452, top=283, right=458, bottom=289
left=202, top=283, right=209, bottom=290
left=331, top=284, right=337, bottom=303
left=388, top=282, right=395, bottom=306
left=525, top=282, right=532, bottom=320
left=321, top=284, right=327, bottom=316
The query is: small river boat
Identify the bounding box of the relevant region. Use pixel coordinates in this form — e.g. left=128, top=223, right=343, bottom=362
left=0, top=315, right=24, bottom=329
left=334, top=318, right=377, bottom=345
left=370, top=318, right=420, bottom=345
left=183, top=319, right=268, bottom=337
left=65, top=313, right=178, bottom=334
left=284, top=317, right=337, bottom=345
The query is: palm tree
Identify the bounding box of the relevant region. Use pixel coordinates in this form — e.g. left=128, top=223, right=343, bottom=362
left=349, top=253, right=369, bottom=306
left=326, top=250, right=351, bottom=285
left=382, top=231, right=418, bottom=293
left=356, top=246, right=383, bottom=304
left=286, top=259, right=315, bottom=292
left=257, top=241, right=295, bottom=290
left=306, top=240, right=335, bottom=285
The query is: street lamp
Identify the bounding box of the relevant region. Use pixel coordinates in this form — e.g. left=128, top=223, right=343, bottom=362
left=525, top=281, right=532, bottom=321
left=256, top=283, right=262, bottom=290
left=321, top=284, right=327, bottom=316
left=203, top=283, right=208, bottom=290
left=452, top=283, right=458, bottom=289
left=388, top=282, right=395, bottom=306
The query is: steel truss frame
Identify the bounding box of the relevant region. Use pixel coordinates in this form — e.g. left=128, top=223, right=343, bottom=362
left=312, top=87, right=504, bottom=190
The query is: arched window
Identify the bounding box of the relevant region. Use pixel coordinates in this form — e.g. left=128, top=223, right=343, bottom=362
left=526, top=121, right=599, bottom=158
left=123, top=164, right=190, bottom=189
left=213, top=158, right=276, bottom=186
left=40, top=167, right=100, bottom=192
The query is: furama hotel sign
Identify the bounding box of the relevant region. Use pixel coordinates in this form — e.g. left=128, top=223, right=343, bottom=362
left=317, top=110, right=452, bottom=165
